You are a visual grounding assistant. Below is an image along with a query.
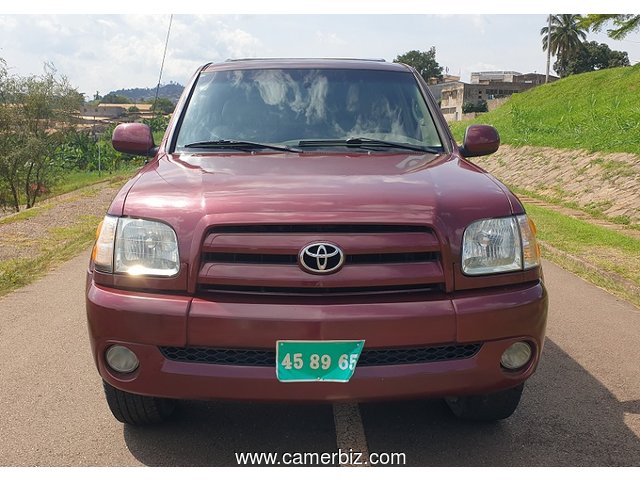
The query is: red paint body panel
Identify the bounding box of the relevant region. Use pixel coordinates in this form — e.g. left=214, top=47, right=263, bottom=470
left=186, top=294, right=458, bottom=348
left=86, top=284, right=189, bottom=347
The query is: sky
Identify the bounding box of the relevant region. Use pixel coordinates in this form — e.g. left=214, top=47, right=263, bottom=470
left=1, top=2, right=639, bottom=100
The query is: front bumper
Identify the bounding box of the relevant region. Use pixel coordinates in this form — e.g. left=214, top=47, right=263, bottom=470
left=86, top=278, right=548, bottom=402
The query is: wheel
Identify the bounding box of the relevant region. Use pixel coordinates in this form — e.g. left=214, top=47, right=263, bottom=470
left=445, top=383, right=524, bottom=421
left=102, top=380, right=175, bottom=425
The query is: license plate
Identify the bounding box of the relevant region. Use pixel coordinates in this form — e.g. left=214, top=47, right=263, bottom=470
left=276, top=340, right=365, bottom=383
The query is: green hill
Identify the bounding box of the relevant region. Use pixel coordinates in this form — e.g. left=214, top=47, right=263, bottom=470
left=448, top=64, right=640, bottom=155
left=105, top=83, right=184, bottom=104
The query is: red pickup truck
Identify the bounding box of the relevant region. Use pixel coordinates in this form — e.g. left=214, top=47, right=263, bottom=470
left=86, top=58, right=548, bottom=425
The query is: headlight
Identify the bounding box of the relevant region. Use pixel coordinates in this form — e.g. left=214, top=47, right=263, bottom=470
left=462, top=215, right=540, bottom=275
left=92, top=216, right=179, bottom=277
left=115, top=218, right=179, bottom=276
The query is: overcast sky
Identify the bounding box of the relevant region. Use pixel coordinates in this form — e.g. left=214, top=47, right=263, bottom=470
left=2, top=3, right=639, bottom=99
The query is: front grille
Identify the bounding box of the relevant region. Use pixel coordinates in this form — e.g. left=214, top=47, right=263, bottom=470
left=202, top=252, right=439, bottom=265
left=159, top=343, right=482, bottom=367
left=160, top=347, right=275, bottom=366
left=197, top=223, right=446, bottom=295
left=196, top=283, right=444, bottom=296
left=209, top=225, right=431, bottom=234
left=360, top=343, right=481, bottom=365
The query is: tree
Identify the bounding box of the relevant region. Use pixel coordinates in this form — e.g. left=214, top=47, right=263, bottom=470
left=143, top=114, right=170, bottom=135
left=394, top=48, right=443, bottom=83
left=541, top=14, right=588, bottom=76
left=555, top=41, right=630, bottom=77
left=152, top=97, right=175, bottom=114
left=101, top=93, right=130, bottom=104
left=58, top=129, right=98, bottom=171
left=0, top=58, right=16, bottom=211
left=0, top=61, right=83, bottom=211
left=581, top=14, right=640, bottom=40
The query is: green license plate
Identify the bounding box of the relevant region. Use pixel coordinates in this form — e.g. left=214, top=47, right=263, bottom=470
left=276, top=340, right=365, bottom=383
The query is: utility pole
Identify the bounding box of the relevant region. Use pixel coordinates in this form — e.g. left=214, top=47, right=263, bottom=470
left=545, top=14, right=552, bottom=83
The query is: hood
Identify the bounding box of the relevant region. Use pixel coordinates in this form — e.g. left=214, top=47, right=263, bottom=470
left=116, top=151, right=514, bottom=255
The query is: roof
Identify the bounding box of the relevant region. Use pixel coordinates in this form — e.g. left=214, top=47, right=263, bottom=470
left=471, top=71, right=522, bottom=76
left=202, top=58, right=410, bottom=73
left=97, top=103, right=153, bottom=111
left=227, top=57, right=386, bottom=63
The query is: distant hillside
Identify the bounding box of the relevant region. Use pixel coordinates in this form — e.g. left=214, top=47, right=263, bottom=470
left=449, top=64, right=640, bottom=155
left=105, top=82, right=184, bottom=104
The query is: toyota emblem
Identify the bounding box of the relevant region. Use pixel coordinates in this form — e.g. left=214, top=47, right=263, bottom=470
left=298, top=242, right=345, bottom=275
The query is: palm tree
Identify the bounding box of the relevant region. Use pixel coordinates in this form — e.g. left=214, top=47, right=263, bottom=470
left=581, top=14, right=640, bottom=40
left=541, top=14, right=588, bottom=77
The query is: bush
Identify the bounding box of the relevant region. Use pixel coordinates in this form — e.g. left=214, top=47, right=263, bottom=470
left=462, top=100, right=488, bottom=114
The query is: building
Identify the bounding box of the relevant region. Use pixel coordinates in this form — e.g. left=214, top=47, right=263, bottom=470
left=471, top=71, right=553, bottom=87
left=430, top=71, right=559, bottom=122
left=427, top=74, right=461, bottom=85
left=78, top=103, right=154, bottom=120
left=470, top=71, right=522, bottom=84
left=74, top=103, right=158, bottom=131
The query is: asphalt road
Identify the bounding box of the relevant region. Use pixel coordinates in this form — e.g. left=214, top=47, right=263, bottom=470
left=1, top=252, right=639, bottom=466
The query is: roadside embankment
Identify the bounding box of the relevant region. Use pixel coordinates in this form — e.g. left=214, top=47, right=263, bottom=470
left=476, top=145, right=640, bottom=227
left=472, top=145, right=640, bottom=307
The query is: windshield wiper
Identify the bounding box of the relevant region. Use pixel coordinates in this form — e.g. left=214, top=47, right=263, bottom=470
left=183, top=140, right=301, bottom=153
left=298, top=138, right=441, bottom=154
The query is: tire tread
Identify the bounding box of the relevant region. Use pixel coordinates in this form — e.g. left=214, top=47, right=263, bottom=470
left=102, top=381, right=175, bottom=425
left=445, top=383, right=524, bottom=421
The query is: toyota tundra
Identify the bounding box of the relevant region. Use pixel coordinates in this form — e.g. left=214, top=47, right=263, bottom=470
left=86, top=58, right=548, bottom=425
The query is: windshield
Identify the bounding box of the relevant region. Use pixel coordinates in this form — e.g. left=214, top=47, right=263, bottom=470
left=174, top=68, right=443, bottom=151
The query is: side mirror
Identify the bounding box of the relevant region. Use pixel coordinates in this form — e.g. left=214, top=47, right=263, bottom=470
left=460, top=124, right=500, bottom=158
left=112, top=123, right=156, bottom=156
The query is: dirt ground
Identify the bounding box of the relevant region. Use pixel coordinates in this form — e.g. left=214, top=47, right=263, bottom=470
left=0, top=182, right=122, bottom=263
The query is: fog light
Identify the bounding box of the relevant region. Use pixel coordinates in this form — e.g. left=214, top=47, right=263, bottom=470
left=105, top=345, right=139, bottom=373
left=500, top=342, right=532, bottom=371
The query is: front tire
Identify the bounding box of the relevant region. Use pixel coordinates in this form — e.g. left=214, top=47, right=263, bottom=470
left=445, top=383, right=524, bottom=421
left=102, top=381, right=175, bottom=425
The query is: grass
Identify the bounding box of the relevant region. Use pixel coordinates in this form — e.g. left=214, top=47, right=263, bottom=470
left=525, top=203, right=640, bottom=307
left=0, top=204, right=54, bottom=226
left=540, top=246, right=640, bottom=308
left=595, top=159, right=636, bottom=181
left=46, top=165, right=139, bottom=199
left=509, top=185, right=639, bottom=229
left=527, top=204, right=639, bottom=258
left=448, top=64, right=640, bottom=155
left=0, top=214, right=101, bottom=297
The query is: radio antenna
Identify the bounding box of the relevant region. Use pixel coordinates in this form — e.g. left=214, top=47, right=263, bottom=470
left=153, top=14, right=173, bottom=114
